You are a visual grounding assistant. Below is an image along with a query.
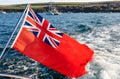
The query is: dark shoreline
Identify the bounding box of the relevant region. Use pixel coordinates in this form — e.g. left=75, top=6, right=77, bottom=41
left=0, top=1, right=120, bottom=13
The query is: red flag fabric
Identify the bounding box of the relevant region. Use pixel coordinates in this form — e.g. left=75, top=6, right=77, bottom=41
left=11, top=7, right=94, bottom=78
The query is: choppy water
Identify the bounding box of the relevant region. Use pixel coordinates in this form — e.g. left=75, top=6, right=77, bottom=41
left=0, top=12, right=120, bottom=79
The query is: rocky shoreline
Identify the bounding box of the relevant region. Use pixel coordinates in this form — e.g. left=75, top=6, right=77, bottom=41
left=0, top=2, right=120, bottom=13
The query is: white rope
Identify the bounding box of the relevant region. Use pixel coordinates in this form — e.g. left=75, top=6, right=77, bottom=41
left=0, top=4, right=29, bottom=60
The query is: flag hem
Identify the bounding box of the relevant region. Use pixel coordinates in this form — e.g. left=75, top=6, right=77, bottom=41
left=11, top=7, right=30, bottom=48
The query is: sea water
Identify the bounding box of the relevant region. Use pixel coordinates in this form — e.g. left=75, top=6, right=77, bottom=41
left=0, top=13, right=120, bottom=79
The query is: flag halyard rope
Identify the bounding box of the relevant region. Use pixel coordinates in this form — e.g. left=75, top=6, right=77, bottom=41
left=0, top=4, right=30, bottom=60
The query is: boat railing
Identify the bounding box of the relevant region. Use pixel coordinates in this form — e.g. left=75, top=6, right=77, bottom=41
left=0, top=73, right=35, bottom=79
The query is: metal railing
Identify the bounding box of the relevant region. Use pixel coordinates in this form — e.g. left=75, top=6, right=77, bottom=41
left=0, top=73, right=34, bottom=79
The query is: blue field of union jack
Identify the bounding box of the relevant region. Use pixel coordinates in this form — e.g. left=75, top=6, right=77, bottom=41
left=23, top=7, right=63, bottom=48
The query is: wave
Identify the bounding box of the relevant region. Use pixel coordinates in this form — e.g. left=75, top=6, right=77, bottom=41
left=76, top=24, right=92, bottom=33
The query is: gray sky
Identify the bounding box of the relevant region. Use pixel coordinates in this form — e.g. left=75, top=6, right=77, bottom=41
left=0, top=0, right=117, bottom=5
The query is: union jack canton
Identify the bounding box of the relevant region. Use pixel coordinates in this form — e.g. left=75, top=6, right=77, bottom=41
left=23, top=8, right=63, bottom=48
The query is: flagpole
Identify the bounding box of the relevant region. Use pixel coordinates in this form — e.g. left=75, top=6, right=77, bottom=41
left=35, top=62, right=39, bottom=79
left=0, top=4, right=29, bottom=60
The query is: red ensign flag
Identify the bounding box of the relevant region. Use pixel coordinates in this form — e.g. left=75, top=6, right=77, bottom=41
left=11, top=7, right=94, bottom=78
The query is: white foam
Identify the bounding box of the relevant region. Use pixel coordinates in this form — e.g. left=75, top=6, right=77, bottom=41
left=75, top=25, right=120, bottom=79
